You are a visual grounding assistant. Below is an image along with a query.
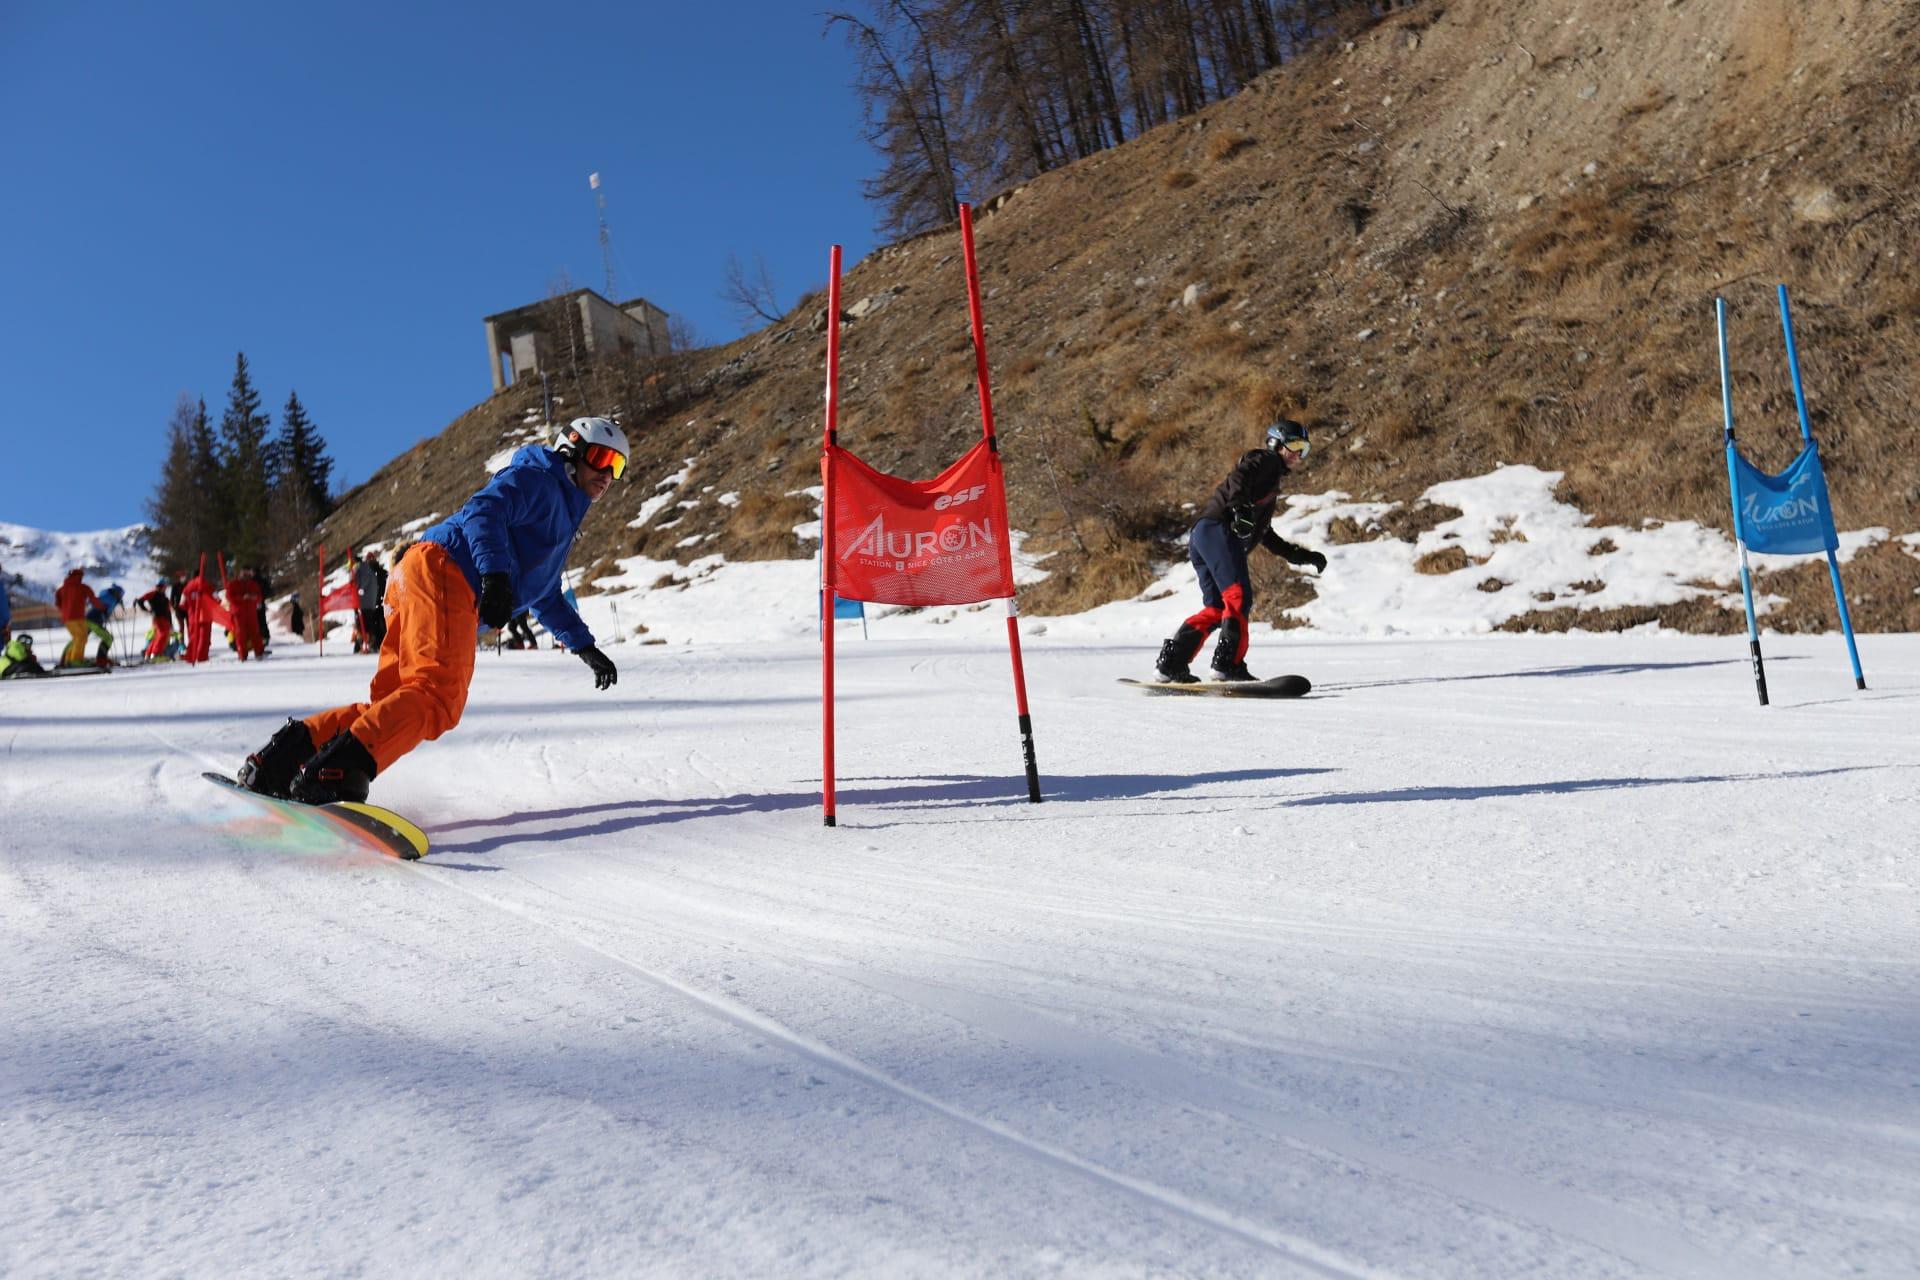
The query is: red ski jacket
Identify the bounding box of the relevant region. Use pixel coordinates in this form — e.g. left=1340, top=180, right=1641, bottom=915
left=56, top=573, right=101, bottom=623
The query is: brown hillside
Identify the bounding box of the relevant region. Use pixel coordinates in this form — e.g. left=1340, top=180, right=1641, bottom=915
left=305, top=0, right=1920, bottom=633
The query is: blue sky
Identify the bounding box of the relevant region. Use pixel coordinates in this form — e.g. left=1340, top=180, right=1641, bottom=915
left=0, top=2, right=878, bottom=531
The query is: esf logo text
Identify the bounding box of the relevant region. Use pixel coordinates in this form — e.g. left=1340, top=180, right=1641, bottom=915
left=934, top=485, right=988, bottom=511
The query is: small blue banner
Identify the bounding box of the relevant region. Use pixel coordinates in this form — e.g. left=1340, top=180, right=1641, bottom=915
left=819, top=592, right=865, bottom=620
left=1731, top=443, right=1839, bottom=555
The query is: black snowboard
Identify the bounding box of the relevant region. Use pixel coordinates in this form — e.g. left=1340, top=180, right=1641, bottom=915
left=1118, top=674, right=1311, bottom=698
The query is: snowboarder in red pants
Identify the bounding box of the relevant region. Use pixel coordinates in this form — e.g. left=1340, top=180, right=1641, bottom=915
left=1154, top=420, right=1326, bottom=683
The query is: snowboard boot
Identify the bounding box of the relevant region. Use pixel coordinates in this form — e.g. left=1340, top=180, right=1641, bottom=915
left=1154, top=625, right=1206, bottom=684
left=1210, top=620, right=1256, bottom=682
left=238, top=717, right=319, bottom=799
left=290, top=731, right=378, bottom=805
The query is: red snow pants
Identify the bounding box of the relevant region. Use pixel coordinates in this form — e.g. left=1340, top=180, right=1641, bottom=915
left=303, top=542, right=476, bottom=775
left=230, top=614, right=259, bottom=660
left=144, top=614, right=173, bottom=659
left=185, top=622, right=212, bottom=664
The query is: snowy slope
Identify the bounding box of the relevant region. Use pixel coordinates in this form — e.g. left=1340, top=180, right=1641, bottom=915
left=0, top=521, right=155, bottom=603
left=3, top=627, right=1916, bottom=1278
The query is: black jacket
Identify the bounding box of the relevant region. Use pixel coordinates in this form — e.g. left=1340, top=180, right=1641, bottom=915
left=1197, top=449, right=1318, bottom=564
left=354, top=560, right=388, bottom=611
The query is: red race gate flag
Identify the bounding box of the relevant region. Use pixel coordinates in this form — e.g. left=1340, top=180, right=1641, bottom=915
left=826, top=439, right=1015, bottom=606
left=818, top=202, right=1041, bottom=827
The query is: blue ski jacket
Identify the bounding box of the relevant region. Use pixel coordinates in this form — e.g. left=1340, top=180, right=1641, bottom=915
left=86, top=584, right=124, bottom=626
left=419, top=446, right=595, bottom=650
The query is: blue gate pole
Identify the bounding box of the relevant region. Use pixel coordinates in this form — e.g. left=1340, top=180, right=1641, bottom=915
left=1777, top=285, right=1866, bottom=689
left=1718, top=298, right=1769, bottom=706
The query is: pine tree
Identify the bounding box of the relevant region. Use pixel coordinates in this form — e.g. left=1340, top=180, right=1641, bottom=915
left=188, top=397, right=224, bottom=559
left=269, top=389, right=335, bottom=555
left=218, top=352, right=274, bottom=567
left=144, top=395, right=201, bottom=572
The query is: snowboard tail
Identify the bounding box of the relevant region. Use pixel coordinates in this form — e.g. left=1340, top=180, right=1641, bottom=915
left=202, top=772, right=428, bottom=860
left=1119, top=674, right=1311, bottom=698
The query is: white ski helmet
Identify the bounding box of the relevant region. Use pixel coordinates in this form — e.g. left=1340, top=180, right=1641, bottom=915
left=554, top=416, right=630, bottom=478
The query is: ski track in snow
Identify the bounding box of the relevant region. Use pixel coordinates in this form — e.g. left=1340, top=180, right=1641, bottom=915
left=2, top=631, right=1918, bottom=1278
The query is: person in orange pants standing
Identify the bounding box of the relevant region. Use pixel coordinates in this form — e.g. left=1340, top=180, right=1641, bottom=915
left=234, top=417, right=629, bottom=804
left=55, top=569, right=101, bottom=667
left=226, top=566, right=266, bottom=660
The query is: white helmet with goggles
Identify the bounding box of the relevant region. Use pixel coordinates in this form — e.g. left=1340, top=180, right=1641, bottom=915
left=554, top=416, right=629, bottom=479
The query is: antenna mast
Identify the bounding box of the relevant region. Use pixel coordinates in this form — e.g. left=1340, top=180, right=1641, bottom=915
left=589, top=172, right=617, bottom=301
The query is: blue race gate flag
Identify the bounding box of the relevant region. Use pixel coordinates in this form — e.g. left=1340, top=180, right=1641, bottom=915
left=1730, top=443, right=1840, bottom=555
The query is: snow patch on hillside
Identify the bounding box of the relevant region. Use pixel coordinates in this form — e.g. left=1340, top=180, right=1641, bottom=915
left=567, top=465, right=1915, bottom=649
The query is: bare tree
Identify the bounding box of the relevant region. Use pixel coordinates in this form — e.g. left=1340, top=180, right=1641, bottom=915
left=721, top=252, right=787, bottom=330
left=828, top=3, right=962, bottom=236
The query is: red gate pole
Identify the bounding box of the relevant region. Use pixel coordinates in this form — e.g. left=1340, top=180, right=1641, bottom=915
left=821, top=245, right=844, bottom=827
left=957, top=203, right=1042, bottom=803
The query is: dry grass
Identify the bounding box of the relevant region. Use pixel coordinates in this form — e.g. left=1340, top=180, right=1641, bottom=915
left=1415, top=546, right=1474, bottom=575
left=1326, top=515, right=1383, bottom=544
left=1162, top=169, right=1199, bottom=190
left=1376, top=503, right=1462, bottom=542
left=1208, top=132, right=1255, bottom=162
left=1498, top=599, right=1746, bottom=634
left=728, top=492, right=818, bottom=561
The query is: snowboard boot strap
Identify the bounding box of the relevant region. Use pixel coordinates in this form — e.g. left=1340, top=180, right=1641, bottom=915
left=1210, top=617, right=1247, bottom=677
left=238, top=717, right=319, bottom=800
left=1155, top=625, right=1207, bottom=684
left=291, top=731, right=378, bottom=805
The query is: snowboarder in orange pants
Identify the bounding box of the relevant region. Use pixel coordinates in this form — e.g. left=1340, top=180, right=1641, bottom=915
left=235, top=417, right=629, bottom=804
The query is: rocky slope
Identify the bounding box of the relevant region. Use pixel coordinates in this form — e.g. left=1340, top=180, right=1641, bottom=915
left=303, top=0, right=1920, bottom=632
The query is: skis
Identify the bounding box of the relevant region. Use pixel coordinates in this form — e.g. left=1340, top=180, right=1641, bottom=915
left=202, top=771, right=429, bottom=860
left=1118, top=674, right=1311, bottom=698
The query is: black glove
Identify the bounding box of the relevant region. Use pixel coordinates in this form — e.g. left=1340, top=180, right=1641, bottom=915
left=1229, top=504, right=1256, bottom=540
left=1306, top=550, right=1328, bottom=574
left=477, top=573, right=514, bottom=630
left=578, top=644, right=617, bottom=690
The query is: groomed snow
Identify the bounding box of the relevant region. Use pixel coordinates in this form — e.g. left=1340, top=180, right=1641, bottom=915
left=3, top=623, right=1916, bottom=1278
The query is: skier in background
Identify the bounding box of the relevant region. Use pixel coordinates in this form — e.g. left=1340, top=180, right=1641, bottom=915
left=255, top=567, right=275, bottom=653
left=355, top=550, right=389, bottom=651
left=0, top=632, right=46, bottom=679
left=136, top=580, right=175, bottom=660
left=0, top=562, right=11, bottom=646
left=235, top=416, right=630, bottom=805
left=180, top=567, right=216, bottom=664
left=288, top=594, right=306, bottom=641
left=1154, top=419, right=1327, bottom=683
left=84, top=583, right=125, bottom=666
left=55, top=569, right=101, bottom=668
left=505, top=609, right=537, bottom=650
left=226, top=566, right=266, bottom=660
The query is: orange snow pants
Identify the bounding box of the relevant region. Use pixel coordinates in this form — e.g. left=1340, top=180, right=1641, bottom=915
left=304, top=542, right=476, bottom=775
left=61, top=620, right=91, bottom=665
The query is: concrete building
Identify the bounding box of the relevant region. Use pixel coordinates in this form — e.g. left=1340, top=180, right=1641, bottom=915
left=483, top=289, right=671, bottom=393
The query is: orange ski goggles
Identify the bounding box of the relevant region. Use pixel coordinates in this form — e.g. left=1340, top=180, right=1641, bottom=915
left=580, top=443, right=626, bottom=478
